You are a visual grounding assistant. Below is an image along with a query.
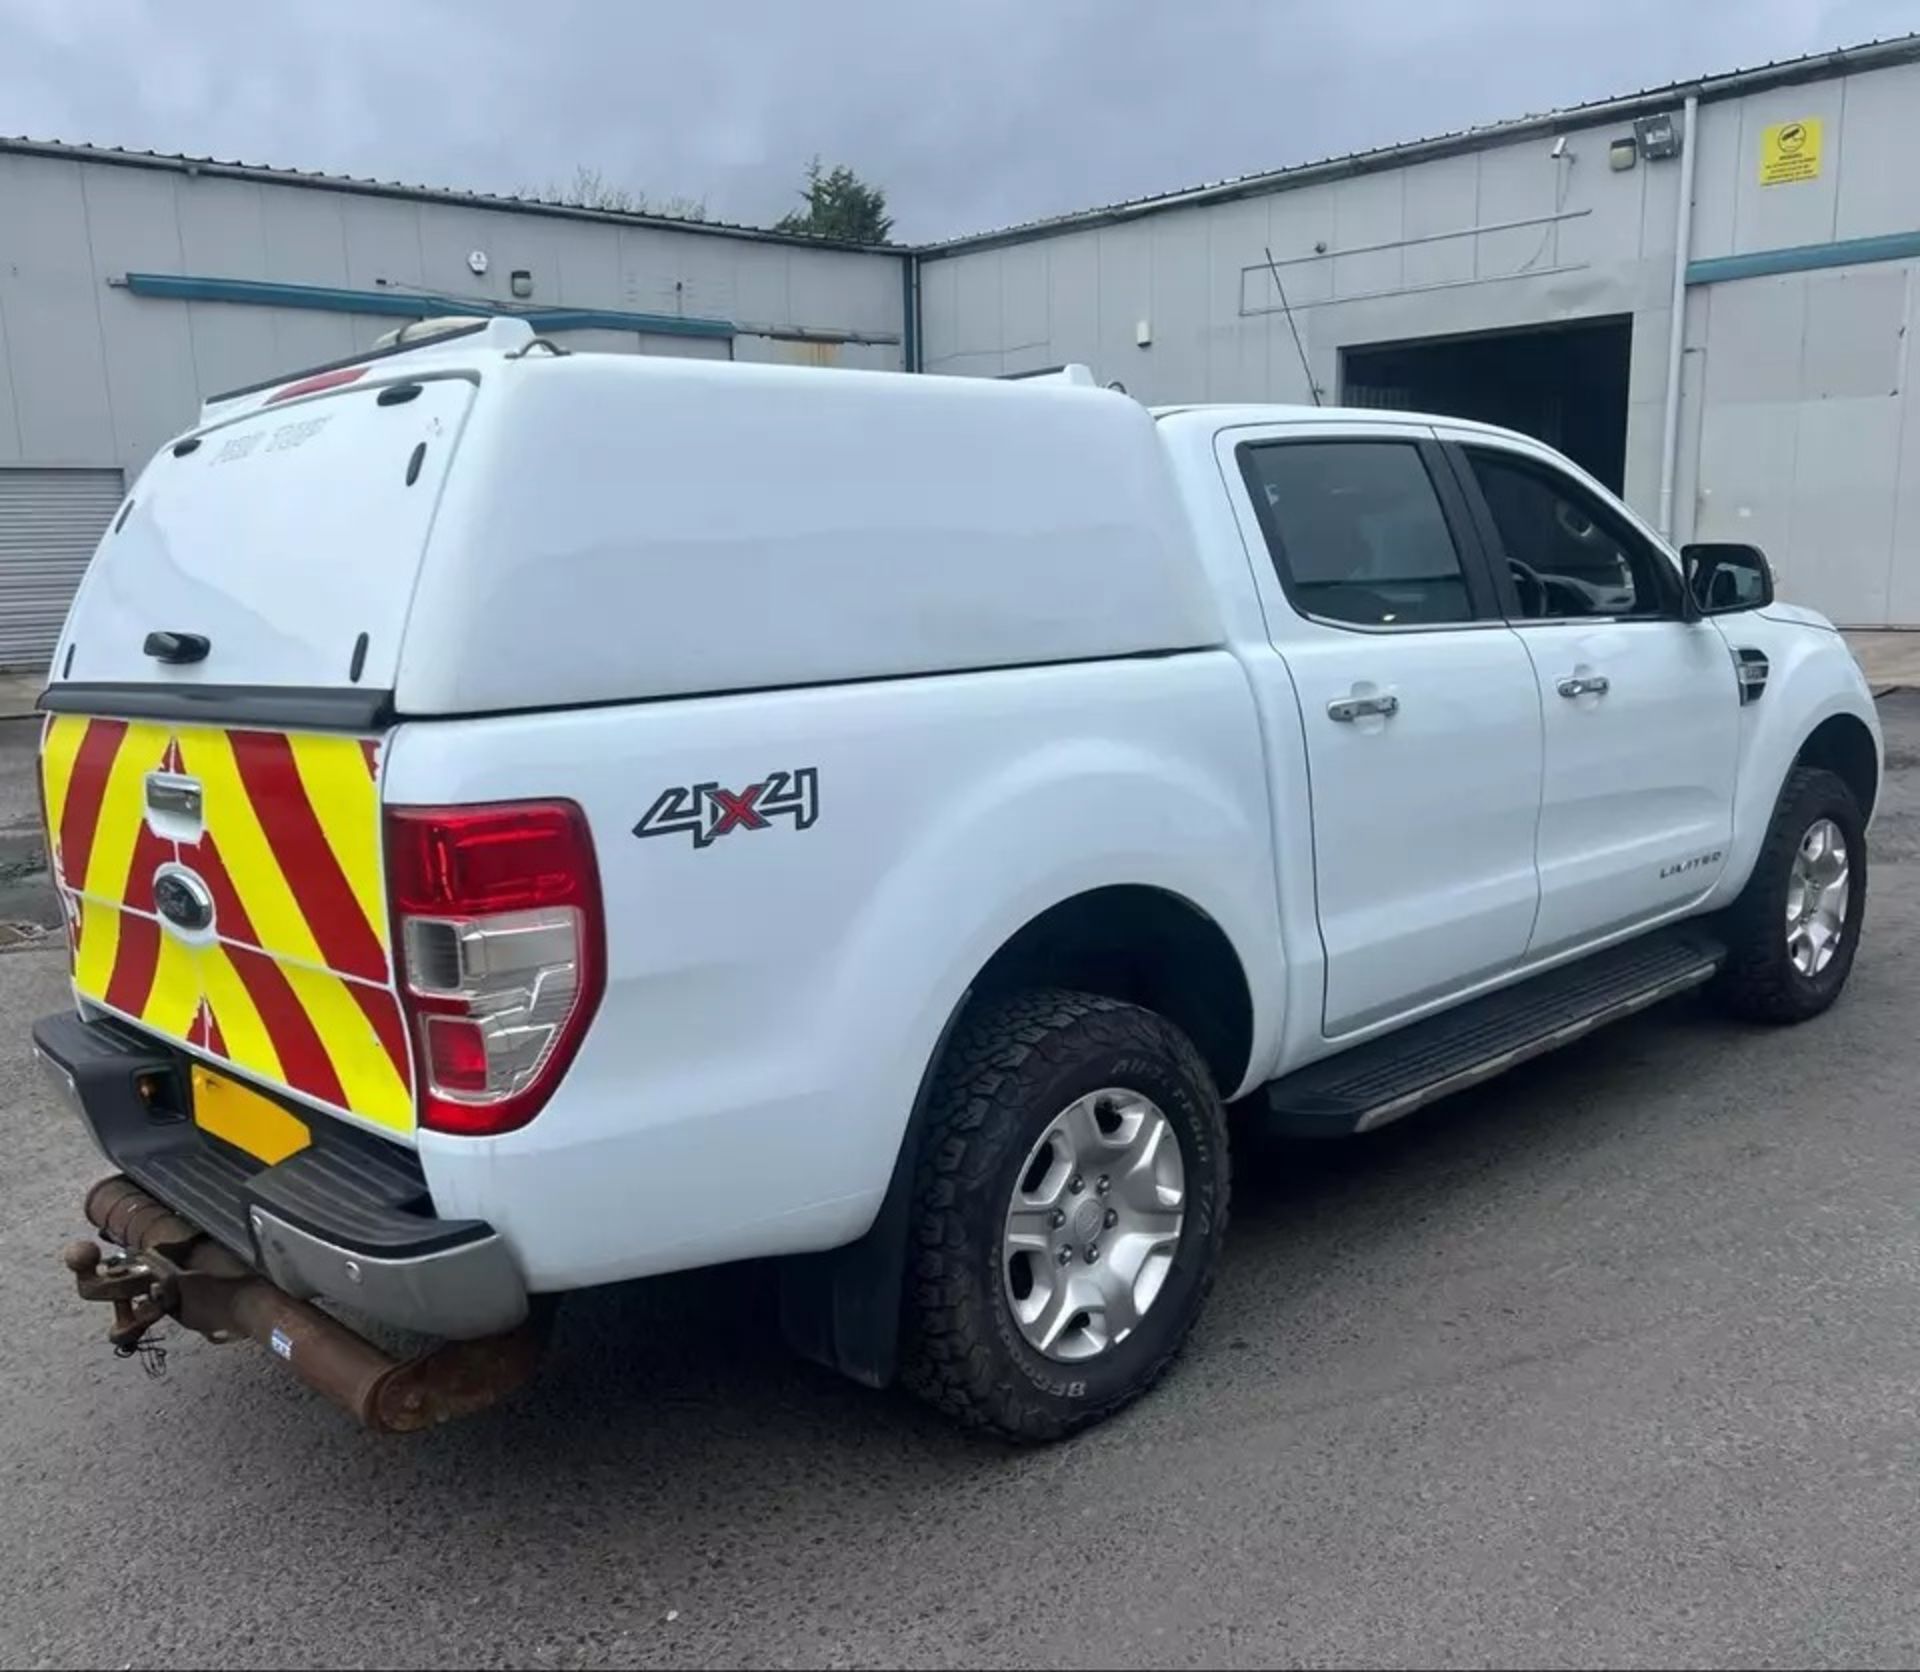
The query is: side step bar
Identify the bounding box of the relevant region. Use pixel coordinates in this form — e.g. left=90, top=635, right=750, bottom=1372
left=1264, top=930, right=1726, bottom=1139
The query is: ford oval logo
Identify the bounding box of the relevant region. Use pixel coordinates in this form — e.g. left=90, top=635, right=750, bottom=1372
left=153, top=867, right=215, bottom=933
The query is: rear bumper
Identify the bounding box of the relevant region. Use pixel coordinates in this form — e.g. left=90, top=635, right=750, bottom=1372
left=34, top=1010, right=527, bottom=1340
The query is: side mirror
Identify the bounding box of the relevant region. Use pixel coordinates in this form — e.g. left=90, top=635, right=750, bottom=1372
left=1683, top=542, right=1774, bottom=616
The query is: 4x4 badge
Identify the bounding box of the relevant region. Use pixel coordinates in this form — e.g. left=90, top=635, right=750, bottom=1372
left=634, top=769, right=819, bottom=849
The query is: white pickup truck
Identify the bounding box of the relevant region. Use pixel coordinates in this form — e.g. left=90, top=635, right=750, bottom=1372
left=35, top=318, right=1879, bottom=1440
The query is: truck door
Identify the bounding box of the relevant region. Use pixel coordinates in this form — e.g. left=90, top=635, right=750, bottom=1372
left=1223, top=426, right=1544, bottom=1036
left=1441, top=434, right=1741, bottom=954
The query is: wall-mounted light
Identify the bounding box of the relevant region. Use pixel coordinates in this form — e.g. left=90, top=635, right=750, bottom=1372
left=1635, top=112, right=1682, bottom=160
left=510, top=269, right=534, bottom=299
left=1135, top=319, right=1152, bottom=347
left=1608, top=137, right=1638, bottom=172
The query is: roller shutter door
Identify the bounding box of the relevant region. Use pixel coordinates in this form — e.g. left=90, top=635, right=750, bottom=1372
left=0, top=468, right=125, bottom=669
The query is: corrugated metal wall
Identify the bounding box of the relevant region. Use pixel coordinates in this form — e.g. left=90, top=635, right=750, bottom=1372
left=917, top=53, right=1920, bottom=626
left=1687, top=259, right=1918, bottom=627
left=0, top=152, right=907, bottom=480
left=0, top=469, right=123, bottom=668
left=0, top=150, right=908, bottom=664
left=917, top=107, right=1685, bottom=511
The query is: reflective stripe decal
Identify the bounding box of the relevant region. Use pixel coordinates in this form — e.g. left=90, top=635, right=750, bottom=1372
left=228, top=729, right=388, bottom=981
left=147, top=929, right=201, bottom=1041
left=187, top=828, right=349, bottom=1111
left=289, top=730, right=386, bottom=957
left=102, top=910, right=160, bottom=1017
left=40, top=711, right=91, bottom=870
left=71, top=893, right=122, bottom=1000
left=39, top=712, right=414, bottom=1134
left=56, top=718, right=128, bottom=892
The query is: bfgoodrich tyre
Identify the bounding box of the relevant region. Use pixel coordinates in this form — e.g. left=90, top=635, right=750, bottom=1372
left=900, top=989, right=1230, bottom=1442
left=1712, top=766, right=1866, bottom=1024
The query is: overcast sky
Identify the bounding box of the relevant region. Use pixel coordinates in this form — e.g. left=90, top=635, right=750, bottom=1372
left=7, top=0, right=1920, bottom=241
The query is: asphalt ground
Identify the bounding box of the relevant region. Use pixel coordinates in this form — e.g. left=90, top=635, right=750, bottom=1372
left=3, top=698, right=1919, bottom=1669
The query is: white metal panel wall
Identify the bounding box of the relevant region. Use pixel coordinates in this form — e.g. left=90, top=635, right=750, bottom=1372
left=1691, top=260, right=1916, bottom=626
left=0, top=152, right=904, bottom=483
left=0, top=468, right=124, bottom=668
left=920, top=51, right=1920, bottom=621
left=919, top=107, right=1672, bottom=411
left=919, top=99, right=1679, bottom=521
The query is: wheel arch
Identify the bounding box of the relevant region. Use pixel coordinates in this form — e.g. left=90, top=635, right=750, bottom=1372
left=1706, top=629, right=1882, bottom=914
left=966, top=884, right=1256, bottom=1099
left=778, top=883, right=1259, bottom=1390
left=1794, top=711, right=1880, bottom=822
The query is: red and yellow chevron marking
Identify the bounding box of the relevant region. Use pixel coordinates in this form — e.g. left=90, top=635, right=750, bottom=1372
left=40, top=714, right=414, bottom=1134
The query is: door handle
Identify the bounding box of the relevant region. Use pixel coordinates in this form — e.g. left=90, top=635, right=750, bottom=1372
left=1328, top=693, right=1400, bottom=723
left=144, top=772, right=202, bottom=820
left=1556, top=674, right=1611, bottom=699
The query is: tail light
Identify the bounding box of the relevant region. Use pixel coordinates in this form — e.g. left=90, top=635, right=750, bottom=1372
left=385, top=801, right=604, bottom=1136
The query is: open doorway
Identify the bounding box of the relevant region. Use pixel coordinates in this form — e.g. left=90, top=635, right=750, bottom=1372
left=1341, top=316, right=1633, bottom=492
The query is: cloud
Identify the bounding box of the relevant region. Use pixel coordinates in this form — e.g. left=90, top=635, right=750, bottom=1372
left=4, top=0, right=1916, bottom=239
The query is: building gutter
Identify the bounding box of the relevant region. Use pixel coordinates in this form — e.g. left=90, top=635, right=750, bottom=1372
left=901, top=253, right=921, bottom=372
left=1656, top=94, right=1699, bottom=544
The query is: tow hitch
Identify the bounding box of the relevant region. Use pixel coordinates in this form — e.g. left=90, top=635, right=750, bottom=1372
left=65, top=1176, right=544, bottom=1432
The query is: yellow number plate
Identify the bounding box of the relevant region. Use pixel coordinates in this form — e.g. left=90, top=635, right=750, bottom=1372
left=192, top=1065, right=312, bottom=1165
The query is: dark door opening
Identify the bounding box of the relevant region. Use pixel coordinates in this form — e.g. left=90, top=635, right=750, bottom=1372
left=1341, top=317, right=1633, bottom=493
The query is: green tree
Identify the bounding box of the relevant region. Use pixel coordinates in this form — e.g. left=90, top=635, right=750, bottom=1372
left=775, top=157, right=892, bottom=243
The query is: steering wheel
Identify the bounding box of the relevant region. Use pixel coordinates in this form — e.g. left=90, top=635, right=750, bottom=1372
left=1508, top=556, right=1548, bottom=617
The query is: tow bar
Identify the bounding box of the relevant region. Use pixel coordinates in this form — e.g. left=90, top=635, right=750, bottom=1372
left=65, top=1176, right=543, bottom=1432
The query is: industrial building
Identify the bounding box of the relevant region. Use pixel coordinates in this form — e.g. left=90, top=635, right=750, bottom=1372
left=0, top=148, right=905, bottom=665
left=3, top=33, right=1919, bottom=665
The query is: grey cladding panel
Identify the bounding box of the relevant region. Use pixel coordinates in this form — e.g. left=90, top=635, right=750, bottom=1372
left=1787, top=398, right=1900, bottom=624
left=176, top=178, right=281, bottom=401
left=1731, top=81, right=1843, bottom=256
left=176, top=176, right=270, bottom=272
left=259, top=184, right=351, bottom=286
left=1332, top=171, right=1405, bottom=299
left=1400, top=155, right=1478, bottom=290
left=341, top=197, right=425, bottom=292
left=0, top=156, right=116, bottom=464
left=78, top=166, right=201, bottom=464
left=1801, top=266, right=1908, bottom=399
left=415, top=204, right=551, bottom=304
left=787, top=249, right=894, bottom=334
left=953, top=250, right=1004, bottom=355
left=1000, top=242, right=1049, bottom=352
left=916, top=258, right=959, bottom=362
left=1701, top=275, right=1808, bottom=404
left=1150, top=213, right=1209, bottom=391
left=1835, top=64, right=1920, bottom=239
left=1043, top=232, right=1100, bottom=368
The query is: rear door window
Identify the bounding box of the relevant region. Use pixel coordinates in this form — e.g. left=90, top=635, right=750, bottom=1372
left=1238, top=440, right=1479, bottom=628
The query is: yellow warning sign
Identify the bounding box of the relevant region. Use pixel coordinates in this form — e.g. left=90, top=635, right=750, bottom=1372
left=1760, top=119, right=1822, bottom=186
